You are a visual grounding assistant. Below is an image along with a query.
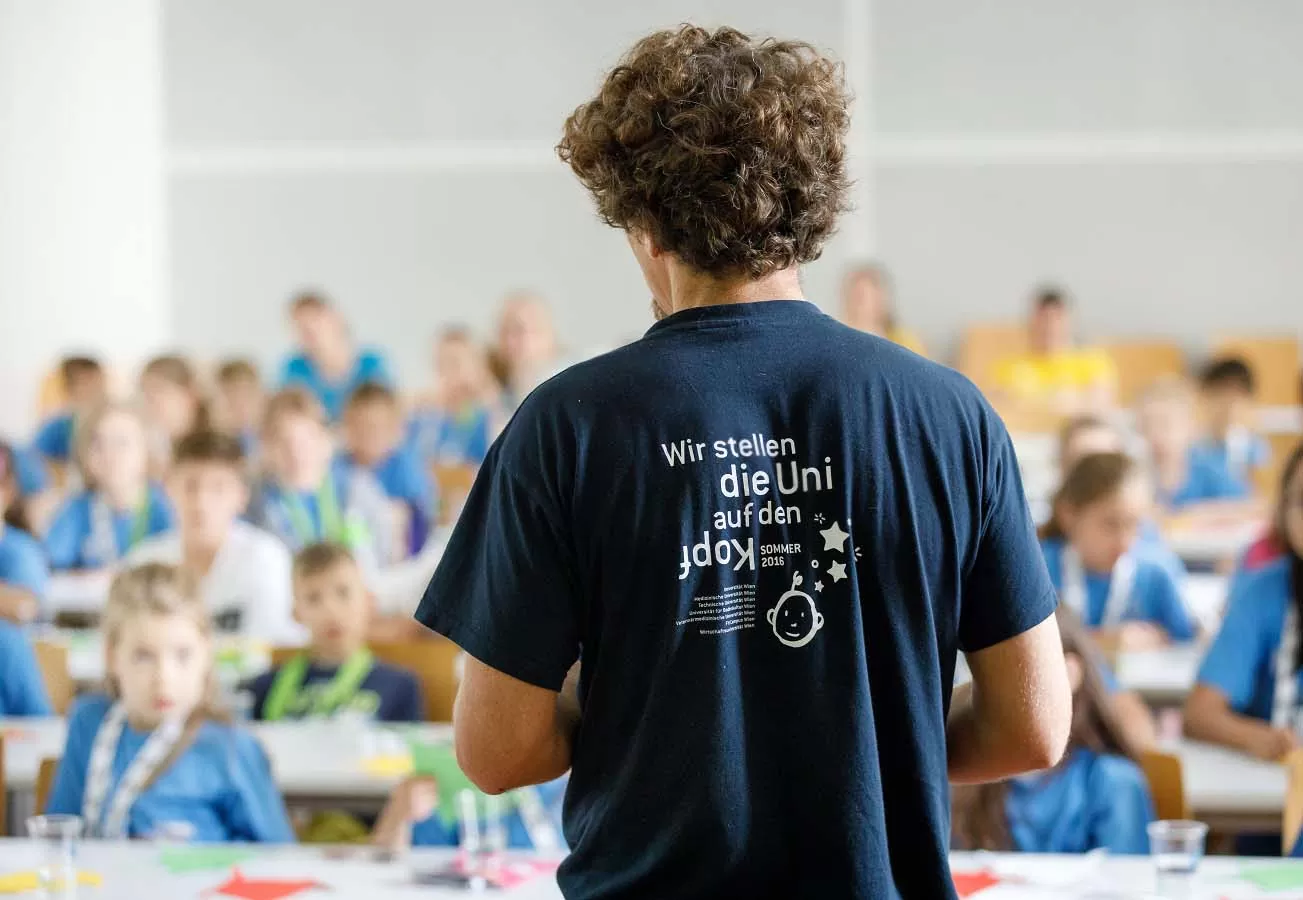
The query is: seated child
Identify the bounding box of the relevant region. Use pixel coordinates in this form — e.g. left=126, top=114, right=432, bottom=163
left=408, top=327, right=500, bottom=469
left=952, top=605, right=1154, bottom=854
left=993, top=287, right=1118, bottom=417
left=0, top=618, right=52, bottom=715
left=44, top=402, right=173, bottom=572
left=1184, top=442, right=1303, bottom=762
left=46, top=563, right=295, bottom=841
left=372, top=773, right=568, bottom=852
left=1040, top=452, right=1197, bottom=648
left=0, top=442, right=48, bottom=623
left=249, top=388, right=395, bottom=567
left=1197, top=357, right=1271, bottom=493
left=214, top=358, right=265, bottom=463
left=343, top=382, right=437, bottom=556
left=32, top=355, right=107, bottom=467
left=280, top=291, right=395, bottom=423
left=246, top=542, right=422, bottom=722
left=1137, top=377, right=1250, bottom=514
left=139, top=355, right=210, bottom=476
left=128, top=431, right=298, bottom=642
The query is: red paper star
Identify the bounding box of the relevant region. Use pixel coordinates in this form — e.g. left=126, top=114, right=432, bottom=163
left=952, top=869, right=1002, bottom=897
left=204, top=869, right=327, bottom=900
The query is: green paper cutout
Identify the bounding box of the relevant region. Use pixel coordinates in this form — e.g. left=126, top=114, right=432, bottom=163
left=1240, top=863, right=1303, bottom=891
left=408, top=740, right=519, bottom=827
left=158, top=845, right=256, bottom=874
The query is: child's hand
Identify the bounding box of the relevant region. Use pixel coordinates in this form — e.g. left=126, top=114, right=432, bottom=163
left=371, top=776, right=439, bottom=852
left=402, top=775, right=439, bottom=824
left=1245, top=725, right=1298, bottom=762
left=1116, top=622, right=1168, bottom=652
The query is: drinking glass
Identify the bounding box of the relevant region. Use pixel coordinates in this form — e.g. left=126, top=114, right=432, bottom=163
left=26, top=815, right=83, bottom=899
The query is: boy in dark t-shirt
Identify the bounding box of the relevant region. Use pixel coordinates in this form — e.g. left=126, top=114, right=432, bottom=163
left=247, top=542, right=422, bottom=722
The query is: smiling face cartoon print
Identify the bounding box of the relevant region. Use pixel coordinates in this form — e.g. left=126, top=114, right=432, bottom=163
left=767, top=572, right=824, bottom=648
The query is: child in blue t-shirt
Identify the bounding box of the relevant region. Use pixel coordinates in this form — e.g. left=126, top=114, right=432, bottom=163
left=32, top=355, right=107, bottom=468
left=407, top=328, right=501, bottom=470
left=279, top=292, right=394, bottom=423
left=1040, top=451, right=1197, bottom=648
left=246, top=543, right=423, bottom=722
left=952, top=606, right=1155, bottom=854
left=0, top=442, right=49, bottom=623
left=44, top=403, right=174, bottom=572
left=1184, top=442, right=1303, bottom=762
left=214, top=358, right=264, bottom=466
left=0, top=619, right=52, bottom=716
left=47, top=563, right=294, bottom=841
left=343, top=383, right=437, bottom=557
left=373, top=772, right=568, bottom=852
left=1137, top=378, right=1250, bottom=513
left=249, top=388, right=395, bottom=567
left=1197, top=357, right=1271, bottom=495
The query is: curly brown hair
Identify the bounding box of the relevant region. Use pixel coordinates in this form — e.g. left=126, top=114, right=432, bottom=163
left=558, top=25, right=851, bottom=279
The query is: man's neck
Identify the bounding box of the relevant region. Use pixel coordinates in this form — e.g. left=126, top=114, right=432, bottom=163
left=664, top=266, right=805, bottom=316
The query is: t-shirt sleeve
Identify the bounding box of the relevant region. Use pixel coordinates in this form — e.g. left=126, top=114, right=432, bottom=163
left=959, top=416, right=1059, bottom=653
left=15, top=446, right=50, bottom=494
left=1195, top=574, right=1271, bottom=712
left=359, top=351, right=395, bottom=388
left=47, top=697, right=106, bottom=815
left=415, top=440, right=580, bottom=692
left=0, top=626, right=52, bottom=716
left=1142, top=566, right=1197, bottom=642
left=219, top=731, right=296, bottom=842
left=32, top=417, right=69, bottom=461
left=43, top=500, right=85, bottom=570
left=0, top=535, right=50, bottom=601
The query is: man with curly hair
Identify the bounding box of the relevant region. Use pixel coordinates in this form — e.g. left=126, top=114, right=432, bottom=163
left=417, top=25, right=1071, bottom=898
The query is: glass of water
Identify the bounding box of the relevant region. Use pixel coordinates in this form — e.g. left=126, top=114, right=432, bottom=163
left=26, top=815, right=83, bottom=898
left=1149, top=820, right=1208, bottom=896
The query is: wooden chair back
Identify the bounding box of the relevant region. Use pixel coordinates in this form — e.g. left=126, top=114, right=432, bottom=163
left=1284, top=748, right=1303, bottom=854
left=33, top=641, right=75, bottom=715
left=0, top=734, right=6, bottom=835
left=1140, top=750, right=1190, bottom=823
left=1102, top=340, right=1187, bottom=406
left=956, top=323, right=1028, bottom=395
left=432, top=463, right=478, bottom=525
left=270, top=637, right=462, bottom=722
left=35, top=757, right=59, bottom=815
left=1213, top=336, right=1301, bottom=407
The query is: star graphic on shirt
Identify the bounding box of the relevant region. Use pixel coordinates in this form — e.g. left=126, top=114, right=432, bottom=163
left=820, top=521, right=850, bottom=553
left=814, top=580, right=825, bottom=593
left=827, top=561, right=848, bottom=583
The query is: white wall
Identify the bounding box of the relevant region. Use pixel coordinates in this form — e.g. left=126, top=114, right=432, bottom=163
left=0, top=0, right=167, bottom=436
left=6, top=0, right=1300, bottom=428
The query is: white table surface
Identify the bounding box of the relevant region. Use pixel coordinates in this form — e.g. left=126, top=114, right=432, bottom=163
left=1164, top=520, right=1264, bottom=566
left=0, top=843, right=1297, bottom=900
left=1, top=718, right=452, bottom=800
left=1167, top=738, right=1288, bottom=818
left=0, top=841, right=564, bottom=899
left=1115, top=645, right=1204, bottom=704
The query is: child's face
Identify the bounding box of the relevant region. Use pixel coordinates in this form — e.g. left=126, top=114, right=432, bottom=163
left=87, top=410, right=148, bottom=491
left=1060, top=426, right=1124, bottom=478
left=436, top=339, right=485, bottom=398
left=343, top=401, right=402, bottom=466
left=1138, top=398, right=1194, bottom=459
left=1202, top=386, right=1251, bottom=434
left=218, top=379, right=262, bottom=432
left=1029, top=304, right=1070, bottom=354
left=1283, top=463, right=1303, bottom=559
left=1063, top=475, right=1149, bottom=572
left=497, top=301, right=553, bottom=368
left=68, top=371, right=107, bottom=411
left=167, top=461, right=247, bottom=546
left=294, top=562, right=372, bottom=657
left=110, top=612, right=210, bottom=728
left=266, top=413, right=333, bottom=485
left=293, top=306, right=344, bottom=357
left=141, top=374, right=197, bottom=437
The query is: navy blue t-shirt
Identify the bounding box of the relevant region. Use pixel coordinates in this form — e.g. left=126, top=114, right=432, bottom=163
left=246, top=659, right=424, bottom=723
left=416, top=300, right=1056, bottom=900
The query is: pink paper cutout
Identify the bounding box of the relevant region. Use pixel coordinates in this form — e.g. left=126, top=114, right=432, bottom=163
left=204, top=869, right=327, bottom=900
left=953, top=869, right=1002, bottom=897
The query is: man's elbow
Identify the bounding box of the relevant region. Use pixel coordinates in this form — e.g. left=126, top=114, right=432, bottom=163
left=1018, top=691, right=1073, bottom=772
left=453, top=734, right=532, bottom=796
